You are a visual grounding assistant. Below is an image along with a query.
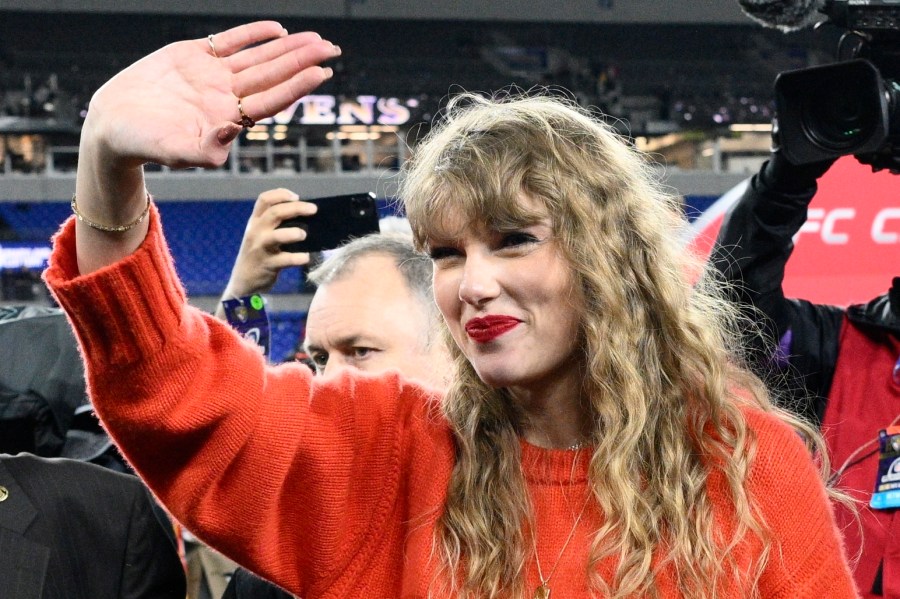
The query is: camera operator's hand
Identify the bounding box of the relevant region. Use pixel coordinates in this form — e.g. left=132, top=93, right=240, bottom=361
left=216, top=188, right=316, bottom=320
left=761, top=123, right=837, bottom=194
left=761, top=149, right=836, bottom=194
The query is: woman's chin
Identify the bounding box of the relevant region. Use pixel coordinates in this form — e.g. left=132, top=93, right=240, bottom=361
left=472, top=365, right=519, bottom=389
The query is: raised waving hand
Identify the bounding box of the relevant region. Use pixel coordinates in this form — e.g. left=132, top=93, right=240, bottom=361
left=73, top=22, right=340, bottom=274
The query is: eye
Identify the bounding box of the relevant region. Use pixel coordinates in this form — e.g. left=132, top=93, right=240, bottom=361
left=351, top=347, right=376, bottom=360
left=309, top=351, right=328, bottom=370
left=427, top=246, right=462, bottom=261
left=499, top=231, right=539, bottom=248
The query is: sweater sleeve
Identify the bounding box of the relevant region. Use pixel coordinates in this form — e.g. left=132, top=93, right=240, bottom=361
left=746, top=409, right=859, bottom=599
left=43, top=207, right=450, bottom=596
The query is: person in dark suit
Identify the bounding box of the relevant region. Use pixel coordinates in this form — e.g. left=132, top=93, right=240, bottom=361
left=0, top=453, right=186, bottom=599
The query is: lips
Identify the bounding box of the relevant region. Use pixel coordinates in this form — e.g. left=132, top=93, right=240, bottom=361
left=465, top=315, right=521, bottom=343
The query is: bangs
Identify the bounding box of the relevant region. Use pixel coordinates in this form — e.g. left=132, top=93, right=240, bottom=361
left=406, top=142, right=551, bottom=248
left=400, top=91, right=611, bottom=250
left=407, top=175, right=551, bottom=248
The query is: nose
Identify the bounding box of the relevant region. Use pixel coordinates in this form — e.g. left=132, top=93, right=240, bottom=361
left=458, top=252, right=501, bottom=307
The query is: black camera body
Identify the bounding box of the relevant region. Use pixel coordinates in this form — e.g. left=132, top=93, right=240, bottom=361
left=774, top=0, right=900, bottom=171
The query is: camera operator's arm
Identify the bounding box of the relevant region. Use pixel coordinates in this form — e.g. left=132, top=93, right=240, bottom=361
left=708, top=150, right=844, bottom=424
left=215, top=189, right=316, bottom=320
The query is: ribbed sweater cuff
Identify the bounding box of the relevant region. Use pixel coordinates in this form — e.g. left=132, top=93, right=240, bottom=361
left=44, top=204, right=187, bottom=367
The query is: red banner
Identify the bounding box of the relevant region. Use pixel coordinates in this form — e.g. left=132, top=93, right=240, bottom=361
left=687, top=156, right=900, bottom=306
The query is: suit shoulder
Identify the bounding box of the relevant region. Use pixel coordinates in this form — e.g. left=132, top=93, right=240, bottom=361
left=0, top=453, right=143, bottom=496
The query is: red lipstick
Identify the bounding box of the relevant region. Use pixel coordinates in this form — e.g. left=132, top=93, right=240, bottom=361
left=465, top=315, right=521, bottom=343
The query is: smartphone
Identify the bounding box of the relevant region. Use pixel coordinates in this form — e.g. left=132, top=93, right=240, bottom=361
left=277, top=192, right=380, bottom=253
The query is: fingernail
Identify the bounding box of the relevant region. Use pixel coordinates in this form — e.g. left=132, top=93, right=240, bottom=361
left=217, top=124, right=240, bottom=145
left=282, top=27, right=289, bottom=36
left=332, top=44, right=342, bottom=56
left=322, top=67, right=334, bottom=79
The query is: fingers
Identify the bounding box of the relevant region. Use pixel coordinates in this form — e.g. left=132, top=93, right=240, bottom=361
left=194, top=132, right=234, bottom=168
left=252, top=188, right=298, bottom=217
left=269, top=226, right=309, bottom=248
left=226, top=31, right=327, bottom=74
left=269, top=250, right=312, bottom=270
left=260, top=222, right=311, bottom=268
left=205, top=23, right=339, bottom=131
left=232, top=40, right=340, bottom=101
left=217, top=123, right=243, bottom=146
left=209, top=21, right=287, bottom=58
left=237, top=66, right=334, bottom=124
left=252, top=188, right=318, bottom=220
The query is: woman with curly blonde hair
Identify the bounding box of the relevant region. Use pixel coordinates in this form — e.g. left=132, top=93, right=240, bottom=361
left=402, top=92, right=859, bottom=598
left=46, top=23, right=858, bottom=599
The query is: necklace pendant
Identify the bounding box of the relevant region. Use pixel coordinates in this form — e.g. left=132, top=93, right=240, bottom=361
left=534, top=583, right=551, bottom=599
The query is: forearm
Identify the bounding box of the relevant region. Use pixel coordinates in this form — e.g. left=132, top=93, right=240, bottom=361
left=711, top=169, right=815, bottom=303
left=43, top=21, right=353, bottom=592
left=49, top=211, right=303, bottom=561
left=46, top=214, right=430, bottom=593
left=73, top=113, right=152, bottom=275
left=710, top=164, right=843, bottom=419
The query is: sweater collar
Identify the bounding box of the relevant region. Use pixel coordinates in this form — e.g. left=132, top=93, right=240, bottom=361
left=519, top=438, right=591, bottom=485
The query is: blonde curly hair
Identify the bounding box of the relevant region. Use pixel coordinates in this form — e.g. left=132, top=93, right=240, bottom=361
left=399, top=92, right=832, bottom=598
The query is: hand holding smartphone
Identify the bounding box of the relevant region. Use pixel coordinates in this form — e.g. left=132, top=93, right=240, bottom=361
left=277, top=192, right=380, bottom=253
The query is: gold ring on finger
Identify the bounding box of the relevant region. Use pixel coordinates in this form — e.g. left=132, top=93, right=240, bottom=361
left=238, top=98, right=256, bottom=129
left=207, top=34, right=219, bottom=58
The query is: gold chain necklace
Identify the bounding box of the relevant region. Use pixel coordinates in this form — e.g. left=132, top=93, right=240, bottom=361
left=529, top=451, right=592, bottom=599
left=565, top=439, right=588, bottom=451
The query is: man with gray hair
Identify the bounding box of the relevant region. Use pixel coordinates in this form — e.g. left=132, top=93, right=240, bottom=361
left=218, top=188, right=448, bottom=387
left=304, top=233, right=448, bottom=385
left=301, top=232, right=447, bottom=386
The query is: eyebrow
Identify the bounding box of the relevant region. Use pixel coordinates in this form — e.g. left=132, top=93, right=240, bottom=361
left=500, top=216, right=552, bottom=230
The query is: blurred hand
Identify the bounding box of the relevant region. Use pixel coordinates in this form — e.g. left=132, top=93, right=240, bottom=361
left=217, top=189, right=318, bottom=317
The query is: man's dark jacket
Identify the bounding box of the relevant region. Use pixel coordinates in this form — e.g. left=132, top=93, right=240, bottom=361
left=0, top=453, right=186, bottom=599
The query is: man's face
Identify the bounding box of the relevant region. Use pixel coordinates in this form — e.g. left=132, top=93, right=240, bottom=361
left=304, top=253, right=447, bottom=387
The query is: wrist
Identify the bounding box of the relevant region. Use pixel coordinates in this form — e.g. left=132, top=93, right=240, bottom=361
left=75, top=125, right=146, bottom=225
left=222, top=279, right=253, bottom=300
left=79, top=110, right=146, bottom=173
left=223, top=267, right=279, bottom=298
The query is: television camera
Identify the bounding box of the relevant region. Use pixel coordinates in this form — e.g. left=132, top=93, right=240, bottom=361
left=774, top=0, right=900, bottom=172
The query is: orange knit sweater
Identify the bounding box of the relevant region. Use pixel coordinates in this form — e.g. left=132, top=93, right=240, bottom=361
left=45, top=208, right=859, bottom=598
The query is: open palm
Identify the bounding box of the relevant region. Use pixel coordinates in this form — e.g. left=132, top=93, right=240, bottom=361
left=87, top=21, right=338, bottom=170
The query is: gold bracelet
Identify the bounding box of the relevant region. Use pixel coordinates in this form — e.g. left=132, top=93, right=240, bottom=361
left=71, top=192, right=152, bottom=233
